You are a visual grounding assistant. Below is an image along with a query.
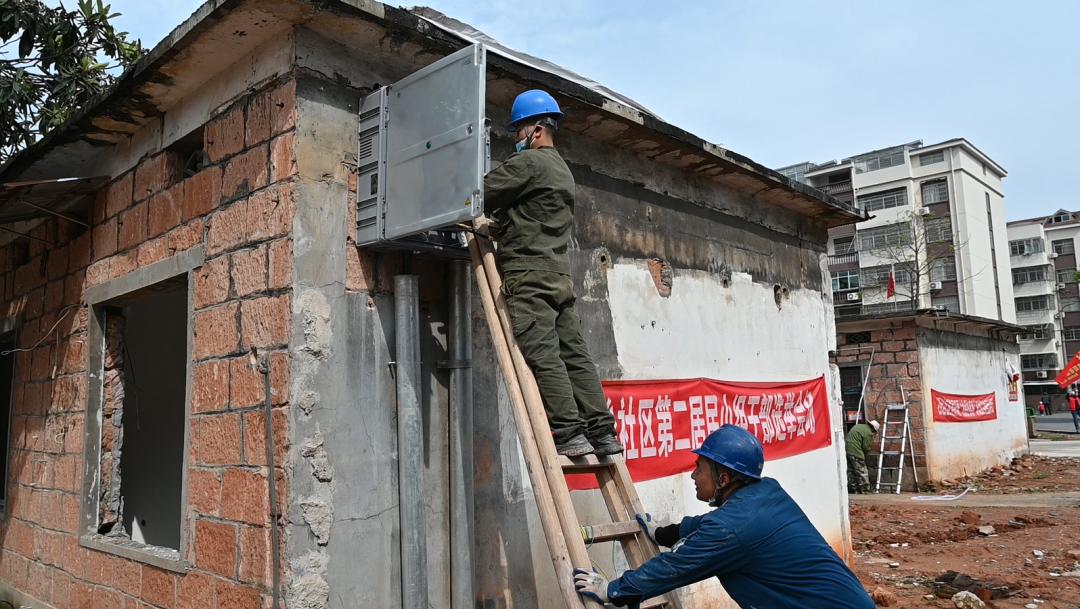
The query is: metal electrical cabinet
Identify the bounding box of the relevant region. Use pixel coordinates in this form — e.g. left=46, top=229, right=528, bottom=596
left=356, top=43, right=488, bottom=246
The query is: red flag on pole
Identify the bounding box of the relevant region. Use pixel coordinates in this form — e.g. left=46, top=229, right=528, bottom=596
left=886, top=267, right=896, bottom=299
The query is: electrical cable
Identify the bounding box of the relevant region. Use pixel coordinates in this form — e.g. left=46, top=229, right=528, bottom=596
left=0, top=303, right=81, bottom=356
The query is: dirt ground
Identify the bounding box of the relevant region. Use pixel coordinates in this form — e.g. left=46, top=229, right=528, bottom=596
left=850, top=455, right=1080, bottom=608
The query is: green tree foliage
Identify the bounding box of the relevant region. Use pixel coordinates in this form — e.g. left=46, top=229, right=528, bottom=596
left=0, top=0, right=142, bottom=164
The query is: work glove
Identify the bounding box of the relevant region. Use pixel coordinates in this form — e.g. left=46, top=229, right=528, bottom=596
left=635, top=513, right=659, bottom=544
left=573, top=568, right=610, bottom=603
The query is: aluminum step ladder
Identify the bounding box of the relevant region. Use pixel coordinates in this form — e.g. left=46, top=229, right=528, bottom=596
left=467, top=225, right=681, bottom=609
left=874, top=390, right=920, bottom=494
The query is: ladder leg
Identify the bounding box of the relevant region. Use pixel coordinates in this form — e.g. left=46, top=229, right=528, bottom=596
left=469, top=237, right=589, bottom=609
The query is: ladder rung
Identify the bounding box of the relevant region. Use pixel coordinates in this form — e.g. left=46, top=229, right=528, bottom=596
left=580, top=520, right=641, bottom=544
left=879, top=451, right=904, bottom=456
left=883, top=435, right=905, bottom=439
left=879, top=467, right=900, bottom=470
left=558, top=454, right=621, bottom=472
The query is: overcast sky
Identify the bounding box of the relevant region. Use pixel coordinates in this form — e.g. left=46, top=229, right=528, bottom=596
left=108, top=1, right=1080, bottom=221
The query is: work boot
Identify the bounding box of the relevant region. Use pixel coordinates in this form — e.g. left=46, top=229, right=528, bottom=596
left=590, top=434, right=624, bottom=456
left=556, top=434, right=594, bottom=457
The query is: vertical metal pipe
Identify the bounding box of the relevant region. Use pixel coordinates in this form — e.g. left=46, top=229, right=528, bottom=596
left=395, top=275, right=428, bottom=609
left=448, top=261, right=474, bottom=609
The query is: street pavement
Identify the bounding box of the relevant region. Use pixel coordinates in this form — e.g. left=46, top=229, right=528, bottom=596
left=1033, top=411, right=1080, bottom=434
left=1029, top=438, right=1080, bottom=457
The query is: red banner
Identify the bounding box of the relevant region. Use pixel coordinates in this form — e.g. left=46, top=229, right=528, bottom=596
left=1057, top=352, right=1080, bottom=388
left=566, top=376, right=831, bottom=490
left=931, top=390, right=997, bottom=423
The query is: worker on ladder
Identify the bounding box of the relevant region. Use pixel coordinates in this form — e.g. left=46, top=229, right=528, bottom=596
left=482, top=89, right=621, bottom=457
left=573, top=425, right=875, bottom=608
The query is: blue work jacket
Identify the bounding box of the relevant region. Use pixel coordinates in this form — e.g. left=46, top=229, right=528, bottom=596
left=607, top=478, right=874, bottom=609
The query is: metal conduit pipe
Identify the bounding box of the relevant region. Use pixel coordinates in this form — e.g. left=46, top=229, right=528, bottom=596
left=395, top=275, right=428, bottom=609
left=448, top=261, right=475, bottom=609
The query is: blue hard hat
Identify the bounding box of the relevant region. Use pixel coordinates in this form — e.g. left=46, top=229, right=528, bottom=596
left=692, top=425, right=764, bottom=480
left=508, top=89, right=563, bottom=130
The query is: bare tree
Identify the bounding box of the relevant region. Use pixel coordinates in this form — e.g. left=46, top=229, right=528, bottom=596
left=857, top=211, right=964, bottom=308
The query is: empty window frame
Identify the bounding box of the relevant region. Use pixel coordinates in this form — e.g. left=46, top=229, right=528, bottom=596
left=921, top=180, right=949, bottom=205
left=1012, top=266, right=1049, bottom=285
left=919, top=150, right=945, bottom=166
left=1064, top=327, right=1080, bottom=341
left=853, top=148, right=905, bottom=173
left=858, top=222, right=911, bottom=251
left=858, top=188, right=908, bottom=213
left=1015, top=295, right=1052, bottom=312
left=930, top=257, right=957, bottom=282
left=832, top=270, right=860, bottom=292
left=82, top=247, right=203, bottom=565
left=1009, top=238, right=1044, bottom=257
left=924, top=217, right=953, bottom=243
left=1053, top=238, right=1075, bottom=255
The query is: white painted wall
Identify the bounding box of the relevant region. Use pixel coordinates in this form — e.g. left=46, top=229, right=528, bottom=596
left=558, top=260, right=850, bottom=609
left=918, top=333, right=1028, bottom=480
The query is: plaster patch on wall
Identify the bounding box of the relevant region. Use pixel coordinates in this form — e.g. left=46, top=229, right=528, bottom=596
left=300, top=432, right=334, bottom=482
left=300, top=493, right=334, bottom=545
left=293, top=289, right=333, bottom=416
left=286, top=572, right=331, bottom=609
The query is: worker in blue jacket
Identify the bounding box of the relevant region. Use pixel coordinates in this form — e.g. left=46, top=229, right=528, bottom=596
left=573, top=425, right=875, bottom=608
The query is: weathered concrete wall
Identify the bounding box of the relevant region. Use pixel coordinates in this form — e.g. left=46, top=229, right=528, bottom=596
left=917, top=328, right=1027, bottom=481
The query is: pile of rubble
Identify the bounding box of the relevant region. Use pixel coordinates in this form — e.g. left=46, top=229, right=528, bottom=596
left=936, top=455, right=1080, bottom=494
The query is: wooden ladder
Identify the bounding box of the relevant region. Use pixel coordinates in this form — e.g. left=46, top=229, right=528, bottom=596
left=467, top=227, right=681, bottom=609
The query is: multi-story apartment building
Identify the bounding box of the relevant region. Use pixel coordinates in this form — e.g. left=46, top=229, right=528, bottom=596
left=779, top=139, right=1014, bottom=323
left=1006, top=210, right=1080, bottom=407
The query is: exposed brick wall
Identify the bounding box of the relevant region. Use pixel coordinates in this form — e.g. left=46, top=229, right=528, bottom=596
left=834, top=324, right=927, bottom=479
left=0, top=75, right=296, bottom=609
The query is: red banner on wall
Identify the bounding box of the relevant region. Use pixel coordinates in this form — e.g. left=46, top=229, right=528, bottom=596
left=931, top=390, right=997, bottom=423
left=566, top=376, right=832, bottom=490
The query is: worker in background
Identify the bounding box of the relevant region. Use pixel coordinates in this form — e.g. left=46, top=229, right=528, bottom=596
left=1070, top=385, right=1080, bottom=432
left=482, top=89, right=621, bottom=457
left=1038, top=399, right=1047, bottom=416
left=845, top=419, right=879, bottom=494
left=572, top=425, right=875, bottom=608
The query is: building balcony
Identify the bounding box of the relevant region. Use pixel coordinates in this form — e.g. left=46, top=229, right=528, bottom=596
left=833, top=290, right=861, bottom=306
left=815, top=181, right=853, bottom=196
left=828, top=252, right=859, bottom=266
left=1012, top=280, right=1055, bottom=298
left=1016, top=309, right=1056, bottom=325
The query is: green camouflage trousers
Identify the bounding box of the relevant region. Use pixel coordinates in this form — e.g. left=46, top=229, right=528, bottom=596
left=503, top=269, right=616, bottom=444
left=847, top=455, right=871, bottom=493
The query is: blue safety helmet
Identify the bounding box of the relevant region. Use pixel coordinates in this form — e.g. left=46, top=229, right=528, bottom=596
left=508, top=89, right=563, bottom=131
left=692, top=424, right=764, bottom=480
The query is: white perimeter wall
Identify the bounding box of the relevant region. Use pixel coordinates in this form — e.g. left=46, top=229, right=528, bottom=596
left=534, top=260, right=850, bottom=609
left=918, top=333, right=1028, bottom=480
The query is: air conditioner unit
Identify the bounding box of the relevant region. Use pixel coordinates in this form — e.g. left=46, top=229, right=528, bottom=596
left=918, top=207, right=932, bottom=216
left=1050, top=252, right=1059, bottom=259
left=1058, top=283, right=1067, bottom=290
left=846, top=292, right=860, bottom=301
left=1036, top=371, right=1049, bottom=379
left=929, top=281, right=943, bottom=290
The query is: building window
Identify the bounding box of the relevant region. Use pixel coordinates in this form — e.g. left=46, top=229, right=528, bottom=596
left=1057, top=270, right=1077, bottom=285
left=1053, top=238, right=1075, bottom=255
left=1061, top=297, right=1080, bottom=314
left=832, top=270, right=860, bottom=292
left=931, top=296, right=960, bottom=312
left=930, top=257, right=957, bottom=282
left=1009, top=238, right=1045, bottom=257
left=0, top=329, right=13, bottom=513
left=778, top=163, right=812, bottom=184
left=1020, top=325, right=1053, bottom=341
left=921, top=180, right=949, bottom=204
left=1022, top=353, right=1058, bottom=370
left=858, top=188, right=908, bottom=213
left=924, top=217, right=952, bottom=243
left=1013, top=266, right=1049, bottom=285
left=1051, top=212, right=1072, bottom=224
left=1015, top=295, right=1052, bottom=312
left=833, top=236, right=855, bottom=255
left=1064, top=327, right=1080, bottom=341
left=859, top=222, right=911, bottom=251
left=853, top=148, right=905, bottom=173
left=82, top=248, right=203, bottom=564
left=862, top=264, right=914, bottom=288
left=919, top=151, right=945, bottom=166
